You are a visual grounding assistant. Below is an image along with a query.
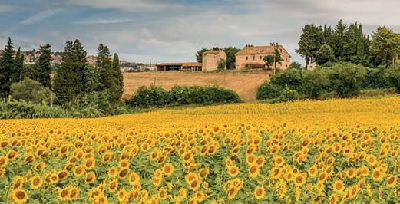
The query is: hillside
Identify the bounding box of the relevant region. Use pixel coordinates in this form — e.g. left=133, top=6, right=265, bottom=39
left=123, top=72, right=269, bottom=101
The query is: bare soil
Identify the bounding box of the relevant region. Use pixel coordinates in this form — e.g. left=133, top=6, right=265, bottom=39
left=123, top=72, right=270, bottom=102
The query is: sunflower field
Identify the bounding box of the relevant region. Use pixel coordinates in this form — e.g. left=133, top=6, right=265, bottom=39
left=0, top=96, right=399, bottom=203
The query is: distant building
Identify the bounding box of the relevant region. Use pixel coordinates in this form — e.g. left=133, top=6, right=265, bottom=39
left=156, top=62, right=202, bottom=71
left=202, top=50, right=226, bottom=71
left=396, top=53, right=400, bottom=63
left=235, top=43, right=290, bottom=70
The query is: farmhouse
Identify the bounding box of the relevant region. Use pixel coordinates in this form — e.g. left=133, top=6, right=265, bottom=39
left=235, top=43, right=290, bottom=70
left=202, top=50, right=226, bottom=71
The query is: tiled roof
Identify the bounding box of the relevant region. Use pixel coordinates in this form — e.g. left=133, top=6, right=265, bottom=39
left=236, top=45, right=288, bottom=56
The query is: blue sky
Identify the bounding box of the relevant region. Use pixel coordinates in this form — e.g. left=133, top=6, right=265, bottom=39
left=0, top=0, right=399, bottom=64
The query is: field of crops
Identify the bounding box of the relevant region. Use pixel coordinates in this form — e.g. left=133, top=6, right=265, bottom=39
left=1, top=96, right=399, bottom=203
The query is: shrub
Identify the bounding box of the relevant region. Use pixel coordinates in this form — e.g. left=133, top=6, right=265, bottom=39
left=328, top=63, right=366, bottom=98
left=270, top=68, right=303, bottom=93
left=0, top=100, right=68, bottom=119
left=277, top=85, right=299, bottom=102
left=362, top=67, right=390, bottom=89
left=301, top=69, right=330, bottom=99
left=10, top=77, right=56, bottom=105
left=385, top=65, right=400, bottom=93
left=128, top=86, right=170, bottom=108
left=256, top=82, right=283, bottom=100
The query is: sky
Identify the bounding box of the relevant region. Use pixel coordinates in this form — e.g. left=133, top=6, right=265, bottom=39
left=0, top=0, right=399, bottom=65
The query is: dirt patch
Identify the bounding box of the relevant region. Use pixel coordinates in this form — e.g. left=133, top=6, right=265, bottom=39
left=123, top=72, right=270, bottom=102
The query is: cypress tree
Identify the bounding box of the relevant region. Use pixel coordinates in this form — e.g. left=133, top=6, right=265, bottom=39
left=13, top=47, right=24, bottom=83
left=33, top=44, right=52, bottom=88
left=54, top=40, right=87, bottom=107
left=111, top=53, right=123, bottom=102
left=0, top=37, right=15, bottom=98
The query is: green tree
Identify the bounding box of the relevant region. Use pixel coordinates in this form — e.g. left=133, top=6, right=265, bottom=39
left=370, top=26, right=400, bottom=67
left=10, top=77, right=55, bottom=105
left=0, top=37, right=15, bottom=98
left=288, top=62, right=302, bottom=70
left=385, top=64, right=400, bottom=93
left=316, top=44, right=335, bottom=65
left=54, top=40, right=87, bottom=107
left=329, top=63, right=366, bottom=98
left=33, top=44, right=52, bottom=88
left=82, top=64, right=99, bottom=94
left=302, top=69, right=330, bottom=99
left=196, top=48, right=210, bottom=63
left=111, top=53, right=123, bottom=102
left=13, top=47, right=24, bottom=82
left=263, top=55, right=274, bottom=70
left=224, top=47, right=240, bottom=69
left=217, top=58, right=226, bottom=71
left=296, top=24, right=324, bottom=67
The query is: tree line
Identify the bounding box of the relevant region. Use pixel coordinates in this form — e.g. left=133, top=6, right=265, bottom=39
left=296, top=20, right=400, bottom=68
left=0, top=37, right=124, bottom=114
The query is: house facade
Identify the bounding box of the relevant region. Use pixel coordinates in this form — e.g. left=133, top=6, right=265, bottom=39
left=202, top=50, right=226, bottom=71
left=235, top=44, right=290, bottom=70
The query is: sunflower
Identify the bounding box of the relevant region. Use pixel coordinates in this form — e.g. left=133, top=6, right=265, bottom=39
left=158, top=187, right=168, bottom=200
left=128, top=172, right=140, bottom=185
left=246, top=154, right=256, bottom=165
left=30, top=176, right=43, bottom=189
left=185, top=173, right=200, bottom=191
left=73, top=165, right=85, bottom=177
left=227, top=165, right=239, bottom=177
left=332, top=180, right=345, bottom=193
left=101, top=151, right=115, bottom=163
left=255, top=156, right=265, bottom=167
left=117, top=188, right=129, bottom=203
left=149, top=148, right=159, bottom=161
left=34, top=162, right=46, bottom=171
left=0, top=156, right=8, bottom=167
left=119, top=159, right=129, bottom=168
left=294, top=173, right=307, bottom=187
left=274, top=156, right=284, bottom=167
left=108, top=179, right=118, bottom=192
left=58, top=188, right=70, bottom=201
left=226, top=186, right=239, bottom=199
left=107, top=166, right=118, bottom=178
left=199, top=167, right=209, bottom=179
left=84, top=171, right=96, bottom=185
left=12, top=176, right=24, bottom=190
left=254, top=186, right=265, bottom=199
left=316, top=181, right=325, bottom=192
left=387, top=175, right=398, bottom=188
left=84, top=158, right=95, bottom=170
left=152, top=175, right=162, bottom=187
left=7, top=149, right=18, bottom=160
left=366, top=154, right=376, bottom=166
left=11, top=189, right=28, bottom=203
left=248, top=165, right=260, bottom=178
left=58, top=169, right=70, bottom=181
left=94, top=194, right=108, bottom=204
left=163, top=163, right=174, bottom=177
left=118, top=168, right=130, bottom=179
left=372, top=168, right=384, bottom=181
left=347, top=167, right=356, bottom=179
left=68, top=186, right=80, bottom=200
left=308, top=165, right=318, bottom=177
left=64, top=162, right=75, bottom=171
left=179, top=188, right=187, bottom=199
left=23, top=154, right=35, bottom=164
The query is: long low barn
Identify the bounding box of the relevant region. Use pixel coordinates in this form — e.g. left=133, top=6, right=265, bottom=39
left=156, top=62, right=202, bottom=71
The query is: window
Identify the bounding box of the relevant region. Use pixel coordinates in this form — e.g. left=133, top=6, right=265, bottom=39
left=253, top=56, right=255, bottom=61
left=260, top=56, right=262, bottom=60
left=246, top=56, right=248, bottom=61
left=398, top=54, right=400, bottom=60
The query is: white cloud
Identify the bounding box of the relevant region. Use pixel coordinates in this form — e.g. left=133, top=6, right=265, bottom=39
left=66, top=0, right=183, bottom=12
left=76, top=17, right=137, bottom=25
left=21, top=9, right=62, bottom=25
